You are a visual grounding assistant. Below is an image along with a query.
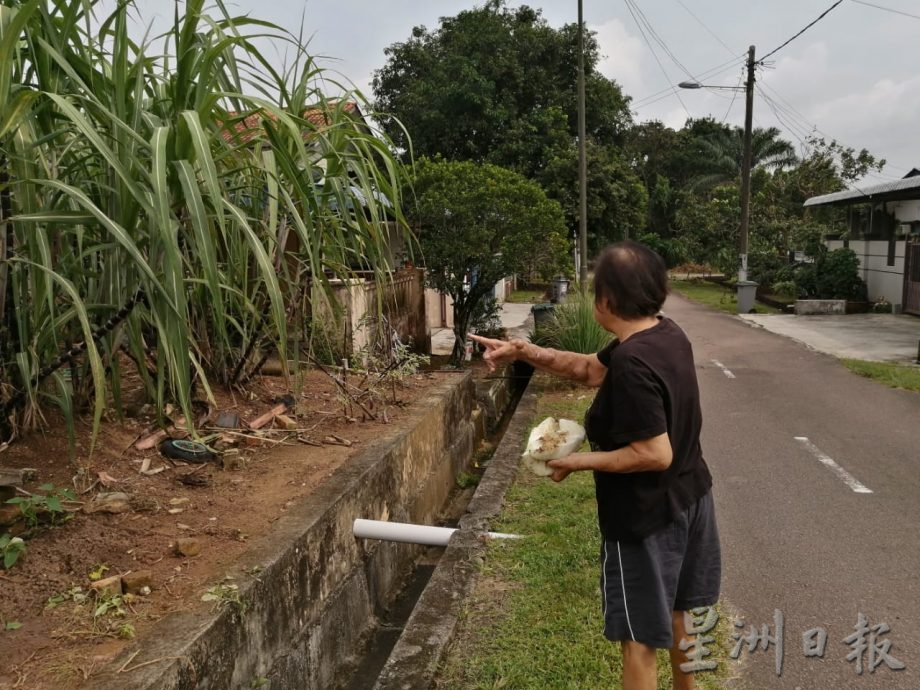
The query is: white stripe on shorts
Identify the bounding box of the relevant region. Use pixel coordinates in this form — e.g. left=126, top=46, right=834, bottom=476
left=602, top=542, right=609, bottom=618
left=617, top=541, right=636, bottom=641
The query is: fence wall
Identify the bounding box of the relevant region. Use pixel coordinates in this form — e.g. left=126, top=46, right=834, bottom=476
left=328, top=269, right=429, bottom=356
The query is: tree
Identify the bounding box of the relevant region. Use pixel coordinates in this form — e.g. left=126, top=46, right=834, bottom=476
left=372, top=1, right=632, bottom=176
left=690, top=125, right=797, bottom=190
left=537, top=140, right=647, bottom=251
left=410, top=158, right=568, bottom=363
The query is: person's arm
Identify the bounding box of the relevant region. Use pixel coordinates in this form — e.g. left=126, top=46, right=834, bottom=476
left=468, top=334, right=607, bottom=387
left=546, top=432, right=672, bottom=482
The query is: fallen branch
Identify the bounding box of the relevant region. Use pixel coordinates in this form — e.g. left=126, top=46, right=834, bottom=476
left=305, top=354, right=377, bottom=421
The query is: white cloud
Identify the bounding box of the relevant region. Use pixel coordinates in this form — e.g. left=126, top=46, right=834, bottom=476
left=592, top=18, right=644, bottom=96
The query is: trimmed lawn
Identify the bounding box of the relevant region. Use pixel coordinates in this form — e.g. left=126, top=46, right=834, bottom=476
left=670, top=279, right=777, bottom=315
left=437, top=376, right=736, bottom=689
left=507, top=288, right=548, bottom=303
left=842, top=359, right=920, bottom=393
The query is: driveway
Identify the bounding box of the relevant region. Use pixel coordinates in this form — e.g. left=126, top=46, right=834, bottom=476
left=430, top=301, right=534, bottom=356
left=740, top=313, right=920, bottom=363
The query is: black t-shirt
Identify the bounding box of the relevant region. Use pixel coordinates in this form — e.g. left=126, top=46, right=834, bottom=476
left=585, top=316, right=712, bottom=541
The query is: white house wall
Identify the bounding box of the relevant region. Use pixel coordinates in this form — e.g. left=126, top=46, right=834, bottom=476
left=827, top=239, right=906, bottom=306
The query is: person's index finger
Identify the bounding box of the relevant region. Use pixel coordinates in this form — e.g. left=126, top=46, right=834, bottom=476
left=468, top=333, right=500, bottom=346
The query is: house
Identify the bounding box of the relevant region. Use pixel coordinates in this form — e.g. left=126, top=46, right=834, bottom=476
left=804, top=170, right=920, bottom=316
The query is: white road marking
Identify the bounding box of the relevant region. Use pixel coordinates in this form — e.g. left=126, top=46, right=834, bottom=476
left=711, top=359, right=736, bottom=379
left=794, top=437, right=873, bottom=494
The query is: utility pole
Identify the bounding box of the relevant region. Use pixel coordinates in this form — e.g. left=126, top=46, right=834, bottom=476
left=577, top=0, right=588, bottom=285
left=738, top=45, right=756, bottom=283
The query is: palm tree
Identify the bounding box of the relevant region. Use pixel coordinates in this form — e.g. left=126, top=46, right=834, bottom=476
left=691, top=126, right=797, bottom=190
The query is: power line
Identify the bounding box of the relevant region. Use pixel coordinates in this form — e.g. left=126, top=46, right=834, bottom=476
left=720, top=72, right=745, bottom=124
left=632, top=54, right=745, bottom=107
left=625, top=0, right=696, bottom=82
left=758, top=80, right=913, bottom=174
left=674, top=0, right=737, bottom=56
left=758, top=1, right=845, bottom=64
left=622, top=0, right=691, bottom=117
left=850, top=0, right=920, bottom=21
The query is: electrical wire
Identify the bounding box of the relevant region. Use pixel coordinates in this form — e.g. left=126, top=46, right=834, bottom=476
left=758, top=0, right=845, bottom=64
left=632, top=54, right=745, bottom=107
left=850, top=0, right=920, bottom=21
left=758, top=80, right=912, bottom=175
left=719, top=72, right=745, bottom=123
left=625, top=0, right=697, bottom=82
left=622, top=0, right=691, bottom=117
left=674, top=0, right=737, bottom=56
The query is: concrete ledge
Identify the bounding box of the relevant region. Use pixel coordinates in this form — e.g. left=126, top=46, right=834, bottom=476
left=795, top=299, right=846, bottom=315
left=372, top=390, right=538, bottom=690
left=90, top=374, right=480, bottom=690
left=473, top=365, right=516, bottom=433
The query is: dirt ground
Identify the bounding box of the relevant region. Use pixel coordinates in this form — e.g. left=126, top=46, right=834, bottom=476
left=0, top=365, right=456, bottom=689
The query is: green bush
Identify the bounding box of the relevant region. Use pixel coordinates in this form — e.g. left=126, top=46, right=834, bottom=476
left=793, top=264, right=818, bottom=298
left=771, top=281, right=798, bottom=299
left=637, top=233, right=689, bottom=268
left=532, top=289, right=613, bottom=354
left=748, top=251, right=788, bottom=288
left=815, top=248, right=868, bottom=301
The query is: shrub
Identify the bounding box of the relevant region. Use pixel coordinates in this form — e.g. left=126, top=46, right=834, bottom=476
left=771, top=281, right=799, bottom=299
left=815, top=249, right=868, bottom=301
left=793, top=264, right=818, bottom=298
left=532, top=288, right=612, bottom=354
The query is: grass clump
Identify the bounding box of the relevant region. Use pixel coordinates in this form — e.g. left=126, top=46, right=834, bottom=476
left=670, top=280, right=776, bottom=315
left=437, top=378, right=735, bottom=689
left=532, top=288, right=613, bottom=354
left=842, top=359, right=920, bottom=393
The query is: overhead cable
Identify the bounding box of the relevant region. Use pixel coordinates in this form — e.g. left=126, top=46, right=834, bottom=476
left=622, top=0, right=691, bottom=116
left=758, top=0, right=845, bottom=63
left=850, top=0, right=920, bottom=21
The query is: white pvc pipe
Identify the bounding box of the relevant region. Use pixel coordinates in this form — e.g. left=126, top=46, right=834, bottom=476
left=353, top=518, right=518, bottom=546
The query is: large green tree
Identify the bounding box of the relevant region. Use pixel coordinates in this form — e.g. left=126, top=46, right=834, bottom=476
left=410, top=158, right=568, bottom=363
left=537, top=140, right=647, bottom=250
left=372, top=1, right=632, bottom=176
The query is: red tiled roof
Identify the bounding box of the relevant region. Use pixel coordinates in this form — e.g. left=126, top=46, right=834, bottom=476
left=219, top=100, right=359, bottom=145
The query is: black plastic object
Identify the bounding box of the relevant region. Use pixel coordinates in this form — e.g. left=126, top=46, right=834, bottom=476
left=158, top=439, right=216, bottom=464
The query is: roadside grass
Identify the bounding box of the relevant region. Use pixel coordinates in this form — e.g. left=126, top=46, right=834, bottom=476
left=841, top=359, right=920, bottom=393
left=507, top=288, right=548, bottom=303
left=670, top=279, right=777, bottom=315
left=437, top=377, right=736, bottom=689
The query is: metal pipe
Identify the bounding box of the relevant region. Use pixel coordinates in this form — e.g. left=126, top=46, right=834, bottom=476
left=353, top=519, right=518, bottom=547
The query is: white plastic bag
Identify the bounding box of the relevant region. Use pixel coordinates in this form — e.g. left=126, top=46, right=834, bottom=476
left=521, top=417, right=586, bottom=477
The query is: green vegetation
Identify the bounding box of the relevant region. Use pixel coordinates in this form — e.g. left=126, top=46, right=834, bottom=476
left=507, top=289, right=547, bottom=304
left=411, top=158, right=568, bottom=363
left=202, top=582, right=247, bottom=614
left=532, top=287, right=613, bottom=354
left=1, top=0, right=406, bottom=443
left=670, top=280, right=777, bottom=315
left=0, top=533, right=26, bottom=569
left=6, top=483, right=76, bottom=529
left=373, top=2, right=644, bottom=251
left=439, top=379, right=734, bottom=689
left=842, top=359, right=920, bottom=393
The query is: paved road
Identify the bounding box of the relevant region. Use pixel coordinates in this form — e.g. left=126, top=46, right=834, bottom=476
left=665, top=294, right=920, bottom=689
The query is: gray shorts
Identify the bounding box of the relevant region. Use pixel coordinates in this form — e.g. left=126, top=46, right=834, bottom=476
left=600, top=491, right=721, bottom=648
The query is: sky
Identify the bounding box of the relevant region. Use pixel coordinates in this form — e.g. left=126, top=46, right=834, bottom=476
left=127, top=1, right=920, bottom=184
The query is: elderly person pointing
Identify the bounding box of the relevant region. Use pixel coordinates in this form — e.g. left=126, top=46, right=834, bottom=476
left=470, top=240, right=721, bottom=690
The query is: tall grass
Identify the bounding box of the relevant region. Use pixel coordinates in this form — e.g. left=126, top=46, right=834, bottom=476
left=0, top=0, right=408, bottom=444
left=532, top=287, right=613, bottom=354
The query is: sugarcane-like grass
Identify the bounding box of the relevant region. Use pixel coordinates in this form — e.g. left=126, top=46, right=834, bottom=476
left=0, top=0, right=408, bottom=445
